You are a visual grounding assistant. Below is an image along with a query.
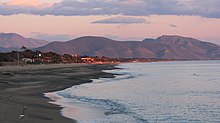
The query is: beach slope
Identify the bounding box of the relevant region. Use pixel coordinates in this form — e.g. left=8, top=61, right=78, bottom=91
left=0, top=64, right=115, bottom=123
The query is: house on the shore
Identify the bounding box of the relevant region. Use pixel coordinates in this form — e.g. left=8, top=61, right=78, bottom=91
left=81, top=57, right=95, bottom=63
left=21, top=58, right=34, bottom=63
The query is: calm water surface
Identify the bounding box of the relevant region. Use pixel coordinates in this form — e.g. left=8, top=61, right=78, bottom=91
left=48, top=61, right=220, bottom=123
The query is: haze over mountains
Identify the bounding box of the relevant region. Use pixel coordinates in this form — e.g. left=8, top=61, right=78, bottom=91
left=0, top=33, right=49, bottom=51
left=0, top=33, right=220, bottom=60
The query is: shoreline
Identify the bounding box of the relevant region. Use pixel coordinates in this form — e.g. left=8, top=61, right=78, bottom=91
left=45, top=92, right=108, bottom=123
left=0, top=63, right=117, bottom=123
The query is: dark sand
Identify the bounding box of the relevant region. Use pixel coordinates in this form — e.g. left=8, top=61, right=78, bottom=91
left=0, top=64, right=116, bottom=123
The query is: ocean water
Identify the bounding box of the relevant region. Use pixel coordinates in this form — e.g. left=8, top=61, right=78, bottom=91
left=46, top=61, right=220, bottom=123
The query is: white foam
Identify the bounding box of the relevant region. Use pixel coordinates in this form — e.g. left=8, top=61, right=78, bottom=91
left=45, top=92, right=107, bottom=123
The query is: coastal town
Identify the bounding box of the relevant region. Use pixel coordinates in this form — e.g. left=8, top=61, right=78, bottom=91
left=0, top=47, right=169, bottom=66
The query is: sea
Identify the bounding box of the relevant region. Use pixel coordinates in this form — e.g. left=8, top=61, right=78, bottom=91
left=45, top=60, right=220, bottom=123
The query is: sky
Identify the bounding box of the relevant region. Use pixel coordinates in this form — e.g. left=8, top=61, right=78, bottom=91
left=0, top=0, right=220, bottom=44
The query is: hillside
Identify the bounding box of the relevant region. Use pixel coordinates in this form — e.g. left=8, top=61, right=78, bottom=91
left=37, top=35, right=220, bottom=60
left=0, top=33, right=49, bottom=51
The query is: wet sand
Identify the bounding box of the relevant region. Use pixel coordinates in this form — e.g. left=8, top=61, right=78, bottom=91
left=0, top=64, right=116, bottom=123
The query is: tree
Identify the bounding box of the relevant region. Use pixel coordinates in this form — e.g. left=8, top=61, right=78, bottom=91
left=21, top=46, right=28, bottom=51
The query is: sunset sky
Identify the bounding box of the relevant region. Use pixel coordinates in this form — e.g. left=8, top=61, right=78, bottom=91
left=0, top=0, right=220, bottom=44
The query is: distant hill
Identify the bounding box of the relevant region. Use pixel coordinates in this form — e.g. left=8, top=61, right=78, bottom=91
left=0, top=33, right=49, bottom=51
left=37, top=35, right=220, bottom=60
left=0, top=46, right=11, bottom=52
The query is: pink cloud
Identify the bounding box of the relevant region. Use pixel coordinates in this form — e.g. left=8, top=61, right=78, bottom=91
left=7, top=0, right=41, bottom=7
left=6, top=0, right=56, bottom=7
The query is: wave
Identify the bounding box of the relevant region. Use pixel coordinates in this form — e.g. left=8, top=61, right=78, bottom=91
left=56, top=91, right=148, bottom=123
left=97, top=67, right=143, bottom=84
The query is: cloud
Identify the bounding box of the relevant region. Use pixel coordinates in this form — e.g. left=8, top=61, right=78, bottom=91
left=0, top=0, right=220, bottom=18
left=169, top=24, right=178, bottom=28
left=7, top=0, right=41, bottom=7
left=31, top=32, right=74, bottom=41
left=92, top=16, right=148, bottom=24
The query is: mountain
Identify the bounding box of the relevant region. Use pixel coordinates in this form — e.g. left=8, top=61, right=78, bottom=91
left=0, top=46, right=10, bottom=52
left=36, top=35, right=220, bottom=60
left=152, top=35, right=220, bottom=59
left=0, top=46, right=19, bottom=52
left=0, top=33, right=49, bottom=51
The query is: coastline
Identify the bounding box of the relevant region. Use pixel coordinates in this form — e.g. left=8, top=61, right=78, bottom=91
left=44, top=60, right=220, bottom=123
left=0, top=63, right=116, bottom=123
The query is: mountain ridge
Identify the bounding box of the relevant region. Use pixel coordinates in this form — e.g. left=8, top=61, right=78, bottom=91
left=37, top=35, right=220, bottom=60
left=1, top=33, right=219, bottom=60
left=0, top=33, right=49, bottom=50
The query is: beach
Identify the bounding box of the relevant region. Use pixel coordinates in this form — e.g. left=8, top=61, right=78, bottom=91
left=0, top=64, right=116, bottom=123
